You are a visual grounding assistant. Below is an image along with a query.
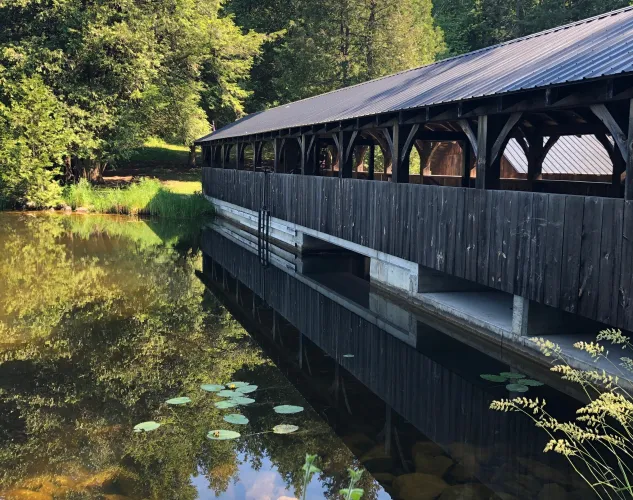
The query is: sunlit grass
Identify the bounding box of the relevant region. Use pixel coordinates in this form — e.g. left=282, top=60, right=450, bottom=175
left=62, top=179, right=212, bottom=219
left=126, top=137, right=200, bottom=164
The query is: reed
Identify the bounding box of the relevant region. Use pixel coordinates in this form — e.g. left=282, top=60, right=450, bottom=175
left=62, top=178, right=213, bottom=219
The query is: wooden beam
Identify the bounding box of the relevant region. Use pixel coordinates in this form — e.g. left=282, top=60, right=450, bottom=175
left=391, top=123, right=418, bottom=183
left=590, top=104, right=628, bottom=160
left=273, top=138, right=282, bottom=173
left=490, top=112, right=522, bottom=164
left=368, top=144, right=375, bottom=180
left=457, top=119, right=478, bottom=156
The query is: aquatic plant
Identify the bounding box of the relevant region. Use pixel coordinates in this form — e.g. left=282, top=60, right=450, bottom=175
left=274, top=405, right=304, bottom=414
left=201, top=384, right=225, bottom=392
left=224, top=414, right=249, bottom=425
left=236, top=384, right=257, bottom=394
left=207, top=430, right=241, bottom=441
left=480, top=372, right=543, bottom=393
left=166, top=397, right=191, bottom=405
left=299, top=454, right=321, bottom=500
left=340, top=468, right=364, bottom=500
left=273, top=424, right=299, bottom=434
left=134, top=421, right=161, bottom=432
left=215, top=400, right=238, bottom=409
left=62, top=178, right=213, bottom=218
left=490, top=329, right=633, bottom=499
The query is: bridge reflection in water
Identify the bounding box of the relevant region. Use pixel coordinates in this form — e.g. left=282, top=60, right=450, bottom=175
left=199, top=225, right=597, bottom=500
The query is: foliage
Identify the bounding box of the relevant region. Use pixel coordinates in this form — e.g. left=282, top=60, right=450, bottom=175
left=340, top=468, right=364, bottom=500
left=62, top=178, right=213, bottom=218
left=433, top=0, right=630, bottom=57
left=490, top=329, right=633, bottom=499
left=228, top=0, right=444, bottom=111
left=300, top=454, right=321, bottom=500
left=0, top=0, right=265, bottom=201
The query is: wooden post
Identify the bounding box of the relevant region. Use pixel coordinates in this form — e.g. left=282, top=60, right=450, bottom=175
left=526, top=135, right=543, bottom=189
left=368, top=143, right=375, bottom=180
left=390, top=123, right=418, bottom=183
left=627, top=99, right=633, bottom=200
left=235, top=143, right=245, bottom=170
left=335, top=131, right=356, bottom=178
left=252, top=141, right=262, bottom=171
left=273, top=138, right=282, bottom=173
left=221, top=144, right=227, bottom=169
left=300, top=134, right=317, bottom=175
left=460, top=140, right=471, bottom=187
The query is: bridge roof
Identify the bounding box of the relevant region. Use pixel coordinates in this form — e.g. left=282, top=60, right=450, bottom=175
left=199, top=6, right=633, bottom=143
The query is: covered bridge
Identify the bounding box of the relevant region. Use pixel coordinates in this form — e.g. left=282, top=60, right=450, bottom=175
left=197, top=7, right=633, bottom=334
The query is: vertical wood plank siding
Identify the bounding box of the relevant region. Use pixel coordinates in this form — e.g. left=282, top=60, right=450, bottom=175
left=205, top=169, right=633, bottom=330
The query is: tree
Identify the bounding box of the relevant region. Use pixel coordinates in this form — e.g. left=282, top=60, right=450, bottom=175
left=228, top=0, right=444, bottom=111
left=0, top=0, right=265, bottom=202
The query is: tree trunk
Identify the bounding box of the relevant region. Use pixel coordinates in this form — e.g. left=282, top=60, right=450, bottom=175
left=188, top=145, right=197, bottom=167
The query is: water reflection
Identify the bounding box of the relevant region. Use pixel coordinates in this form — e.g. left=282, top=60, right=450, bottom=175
left=0, top=213, right=384, bottom=500
left=200, top=224, right=598, bottom=500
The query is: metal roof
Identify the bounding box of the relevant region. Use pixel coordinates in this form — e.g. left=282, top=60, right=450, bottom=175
left=504, top=136, right=612, bottom=176
left=199, top=6, right=633, bottom=143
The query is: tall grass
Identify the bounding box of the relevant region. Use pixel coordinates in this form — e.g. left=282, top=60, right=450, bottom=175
left=62, top=178, right=213, bottom=219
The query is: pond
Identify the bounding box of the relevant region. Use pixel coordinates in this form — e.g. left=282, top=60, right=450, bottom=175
left=0, top=212, right=597, bottom=499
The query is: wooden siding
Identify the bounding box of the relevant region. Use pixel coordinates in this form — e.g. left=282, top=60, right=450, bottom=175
left=203, top=168, right=633, bottom=331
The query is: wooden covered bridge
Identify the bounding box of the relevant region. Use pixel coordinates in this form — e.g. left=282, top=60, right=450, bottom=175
left=197, top=7, right=633, bottom=334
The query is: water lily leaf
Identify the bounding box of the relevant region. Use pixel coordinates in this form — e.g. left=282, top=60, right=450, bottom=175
left=134, top=421, right=161, bottom=432
left=500, top=372, right=525, bottom=379
left=343, top=354, right=354, bottom=358
left=215, top=400, right=238, bottom=409
left=217, top=390, right=239, bottom=398
left=233, top=396, right=255, bottom=405
left=273, top=424, right=299, bottom=434
left=517, top=379, right=544, bottom=387
left=166, top=397, right=191, bottom=405
left=274, top=405, right=304, bottom=414
left=224, top=414, right=249, bottom=425
left=207, top=430, right=241, bottom=441
left=236, top=384, right=257, bottom=394
left=200, top=384, right=224, bottom=392
left=226, top=381, right=249, bottom=389
left=506, top=383, right=529, bottom=392
left=480, top=374, right=507, bottom=382
left=340, top=489, right=364, bottom=500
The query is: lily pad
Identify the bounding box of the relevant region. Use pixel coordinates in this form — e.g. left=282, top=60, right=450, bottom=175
left=273, top=405, right=304, bottom=414
left=224, top=414, right=249, bottom=425
left=233, top=396, right=255, bottom=405
left=207, top=429, right=241, bottom=441
left=273, top=424, right=299, bottom=434
left=506, top=383, right=529, bottom=393
left=226, top=381, right=249, bottom=389
left=480, top=374, right=507, bottom=383
left=236, top=384, right=257, bottom=394
left=166, top=397, right=191, bottom=405
left=500, top=372, right=525, bottom=379
left=134, top=421, right=161, bottom=432
left=217, top=390, right=239, bottom=398
left=215, top=400, right=238, bottom=409
left=200, top=384, right=224, bottom=392
left=343, top=354, right=354, bottom=358
left=517, top=379, right=544, bottom=387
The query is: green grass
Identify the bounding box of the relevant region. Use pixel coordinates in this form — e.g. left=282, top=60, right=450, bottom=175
left=126, top=137, right=200, bottom=164
left=62, top=178, right=213, bottom=219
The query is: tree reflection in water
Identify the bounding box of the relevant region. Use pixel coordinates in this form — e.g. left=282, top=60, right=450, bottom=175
left=0, top=213, right=380, bottom=500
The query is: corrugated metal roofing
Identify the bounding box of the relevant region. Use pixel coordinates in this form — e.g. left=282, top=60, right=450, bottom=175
left=200, top=6, right=633, bottom=143
left=504, top=136, right=612, bottom=175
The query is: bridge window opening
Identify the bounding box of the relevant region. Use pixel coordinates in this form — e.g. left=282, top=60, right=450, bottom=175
left=260, top=142, right=274, bottom=171
left=242, top=144, right=254, bottom=171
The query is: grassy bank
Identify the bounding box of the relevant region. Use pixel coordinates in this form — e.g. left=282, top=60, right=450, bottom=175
left=62, top=179, right=213, bottom=219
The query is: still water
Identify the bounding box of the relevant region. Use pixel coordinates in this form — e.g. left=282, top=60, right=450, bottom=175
left=0, top=213, right=596, bottom=499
